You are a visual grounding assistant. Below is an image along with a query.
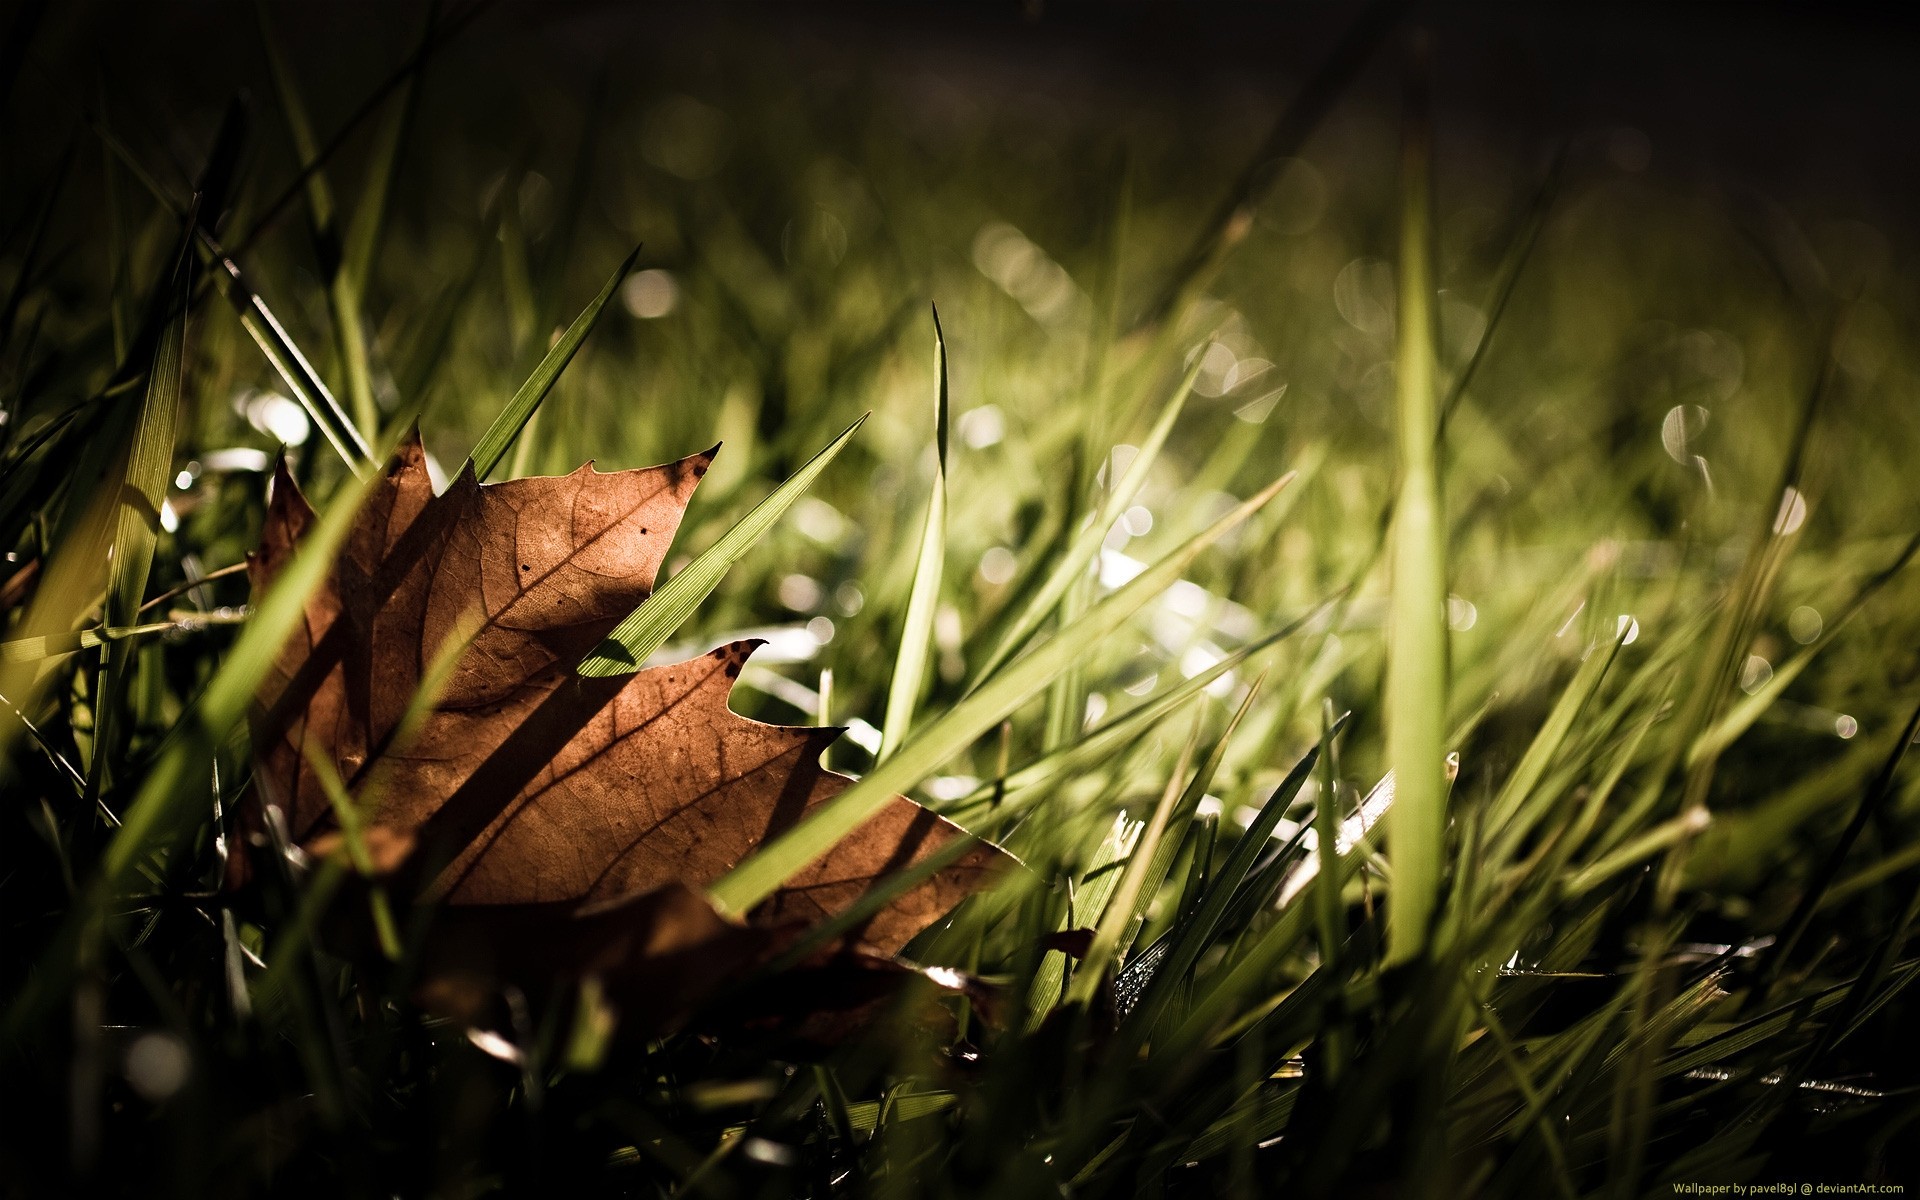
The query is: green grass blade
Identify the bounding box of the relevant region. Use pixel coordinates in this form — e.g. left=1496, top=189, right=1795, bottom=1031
left=1073, top=682, right=1260, bottom=1005
left=202, top=236, right=375, bottom=475
left=1437, top=143, right=1565, bottom=430
left=937, top=607, right=1328, bottom=821
left=87, top=244, right=192, bottom=795
left=971, top=351, right=1203, bottom=688
left=1121, top=724, right=1336, bottom=1041
left=1752, top=699, right=1920, bottom=999
left=1486, top=630, right=1623, bottom=862
left=257, top=0, right=381, bottom=439
left=708, top=470, right=1296, bottom=918
left=879, top=306, right=950, bottom=760
left=1382, top=65, right=1448, bottom=966
left=5, top=459, right=380, bottom=1038
left=1309, top=700, right=1348, bottom=1074
left=1067, top=714, right=1203, bottom=1006
left=576, top=415, right=867, bottom=676
left=1129, top=0, right=1407, bottom=333
left=1028, top=810, right=1140, bottom=1026
left=466, top=244, right=641, bottom=482
left=341, top=3, right=432, bottom=301
left=1690, top=529, right=1919, bottom=765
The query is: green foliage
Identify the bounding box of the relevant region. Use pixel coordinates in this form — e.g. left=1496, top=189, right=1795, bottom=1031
left=3, top=6, right=1919, bottom=1197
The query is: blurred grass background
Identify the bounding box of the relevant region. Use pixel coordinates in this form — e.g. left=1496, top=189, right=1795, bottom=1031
left=4, top=2, right=1920, bottom=1195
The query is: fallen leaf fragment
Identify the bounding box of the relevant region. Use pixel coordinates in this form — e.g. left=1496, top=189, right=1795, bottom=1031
left=240, top=433, right=1007, bottom=1034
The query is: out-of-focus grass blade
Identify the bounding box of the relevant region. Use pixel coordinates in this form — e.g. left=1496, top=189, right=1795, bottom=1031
left=1690, top=529, right=1919, bottom=766
left=1382, top=62, right=1448, bottom=966
left=342, top=3, right=433, bottom=303
left=1129, top=0, right=1408, bottom=333
left=1438, top=143, right=1565, bottom=430
left=1563, top=808, right=1712, bottom=899
left=1486, top=629, right=1622, bottom=862
left=79, top=105, right=366, bottom=478
left=577, top=415, right=866, bottom=676
left=465, top=244, right=641, bottom=482
left=971, top=351, right=1203, bottom=688
left=879, top=305, right=949, bottom=760
left=301, top=746, right=402, bottom=960
left=1067, top=715, right=1203, bottom=1007
left=202, top=238, right=375, bottom=476
left=391, top=245, right=487, bottom=424
left=256, top=0, right=379, bottom=440
left=86, top=239, right=193, bottom=797
left=5, top=459, right=379, bottom=1036
left=1074, top=683, right=1260, bottom=1005
left=100, top=467, right=375, bottom=889
left=224, top=0, right=491, bottom=264
left=1121, top=725, right=1334, bottom=1041
left=950, top=611, right=1321, bottom=812
left=1028, top=812, right=1140, bottom=1026
left=1752, top=699, right=1920, bottom=999
left=708, top=471, right=1295, bottom=918
left=766, top=824, right=988, bottom=976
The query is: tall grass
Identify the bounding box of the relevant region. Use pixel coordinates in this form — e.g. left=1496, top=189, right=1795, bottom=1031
left=3, top=5, right=1919, bottom=1196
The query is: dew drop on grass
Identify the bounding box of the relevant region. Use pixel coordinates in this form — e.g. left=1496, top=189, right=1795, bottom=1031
left=1789, top=606, right=1823, bottom=644
left=978, top=546, right=1017, bottom=585
left=621, top=269, right=679, bottom=319
left=125, top=1031, right=191, bottom=1102
left=1448, top=595, right=1477, bottom=631
left=1083, top=693, right=1108, bottom=728
left=1773, top=487, right=1808, bottom=536
left=778, top=573, right=823, bottom=612
left=959, top=404, right=1005, bottom=449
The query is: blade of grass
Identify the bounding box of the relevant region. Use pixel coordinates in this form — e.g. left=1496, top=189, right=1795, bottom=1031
left=1437, top=142, right=1565, bottom=432
left=223, top=0, right=493, bottom=263
left=201, top=232, right=375, bottom=475
left=75, top=107, right=375, bottom=478
left=1486, top=629, right=1624, bottom=863
left=879, top=305, right=949, bottom=760
left=1309, top=699, right=1348, bottom=1079
left=709, top=471, right=1296, bottom=918
left=341, top=3, right=433, bottom=303
left=1689, top=528, right=1919, bottom=766
left=1121, top=720, right=1344, bottom=1043
left=1383, top=53, right=1448, bottom=966
left=577, top=414, right=866, bottom=676
left=1130, top=0, right=1409, bottom=332
left=970, top=349, right=1204, bottom=688
left=256, top=0, right=378, bottom=439
left=465, top=244, right=641, bottom=482
left=1751, top=698, right=1920, bottom=1001
left=1118, top=682, right=1262, bottom=963
left=5, top=456, right=381, bottom=1037
left=1068, top=714, right=1203, bottom=1006
left=948, top=605, right=1327, bottom=814
left=86, top=230, right=193, bottom=800
left=1029, top=810, right=1141, bottom=1025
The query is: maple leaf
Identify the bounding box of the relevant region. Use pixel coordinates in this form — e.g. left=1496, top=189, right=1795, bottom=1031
left=240, top=434, right=1006, bottom=1030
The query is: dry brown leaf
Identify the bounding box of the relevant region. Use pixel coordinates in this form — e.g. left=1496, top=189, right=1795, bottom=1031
left=240, top=433, right=1006, bottom=1030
